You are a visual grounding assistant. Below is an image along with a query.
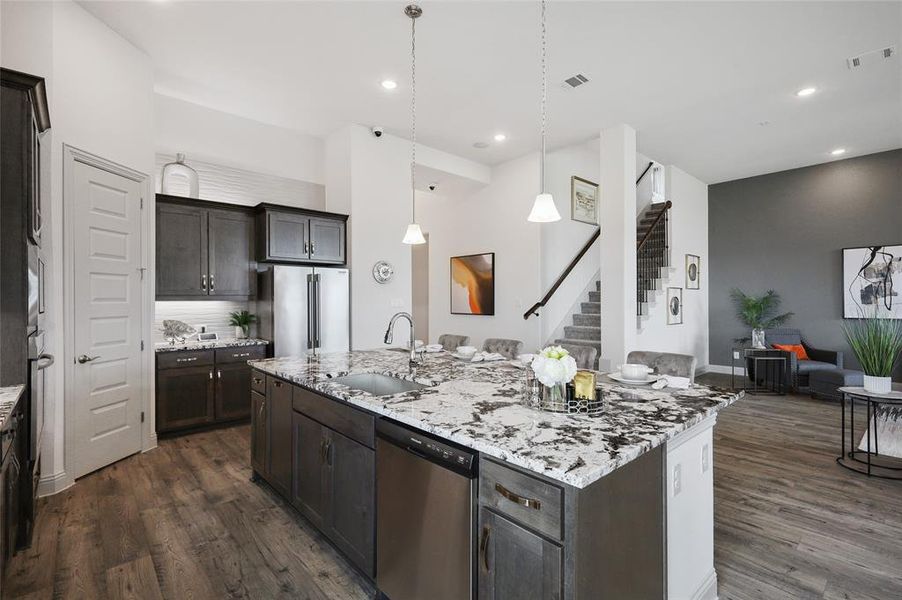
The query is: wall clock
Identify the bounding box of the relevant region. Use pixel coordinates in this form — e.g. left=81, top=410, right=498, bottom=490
left=372, top=261, right=395, bottom=284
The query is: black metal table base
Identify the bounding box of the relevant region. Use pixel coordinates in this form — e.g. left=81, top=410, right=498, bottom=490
left=838, top=392, right=902, bottom=481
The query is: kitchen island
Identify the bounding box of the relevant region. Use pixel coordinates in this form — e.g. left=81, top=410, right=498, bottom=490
left=249, top=349, right=742, bottom=599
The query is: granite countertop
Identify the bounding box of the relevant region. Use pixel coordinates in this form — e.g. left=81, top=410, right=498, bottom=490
left=155, top=338, right=270, bottom=353
left=250, top=350, right=743, bottom=489
left=0, top=385, right=26, bottom=430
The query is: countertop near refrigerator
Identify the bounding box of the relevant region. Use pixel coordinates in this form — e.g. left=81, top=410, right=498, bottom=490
left=154, top=338, right=270, bottom=353
left=250, top=350, right=743, bottom=489
left=0, top=385, right=25, bottom=430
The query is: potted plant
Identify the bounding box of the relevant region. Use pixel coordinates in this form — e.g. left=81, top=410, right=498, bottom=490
left=730, top=289, right=793, bottom=348
left=229, top=310, right=256, bottom=339
left=531, top=345, right=578, bottom=404
left=842, top=309, right=902, bottom=394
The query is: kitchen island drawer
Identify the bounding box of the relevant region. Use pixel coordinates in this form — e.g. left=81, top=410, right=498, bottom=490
left=480, top=458, right=563, bottom=541
left=215, top=345, right=267, bottom=365
left=251, top=370, right=266, bottom=394
left=156, top=350, right=214, bottom=369
left=292, top=386, right=375, bottom=449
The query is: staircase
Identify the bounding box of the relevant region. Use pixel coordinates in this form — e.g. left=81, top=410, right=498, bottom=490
left=636, top=201, right=672, bottom=316
left=553, top=280, right=601, bottom=364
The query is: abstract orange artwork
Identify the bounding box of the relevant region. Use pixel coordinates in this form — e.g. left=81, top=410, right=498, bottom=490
left=450, top=253, right=495, bottom=315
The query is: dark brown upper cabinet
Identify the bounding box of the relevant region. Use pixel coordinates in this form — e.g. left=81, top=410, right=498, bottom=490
left=155, top=195, right=255, bottom=300
left=256, top=205, right=346, bottom=265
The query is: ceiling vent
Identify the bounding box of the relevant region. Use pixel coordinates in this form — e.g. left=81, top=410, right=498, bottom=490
left=847, top=46, right=895, bottom=70
left=562, top=73, right=589, bottom=89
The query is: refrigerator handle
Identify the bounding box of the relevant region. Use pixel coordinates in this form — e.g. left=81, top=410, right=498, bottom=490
left=315, top=274, right=322, bottom=348
left=306, top=274, right=314, bottom=350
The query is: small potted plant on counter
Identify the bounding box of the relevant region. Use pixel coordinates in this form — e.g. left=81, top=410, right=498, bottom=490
left=229, top=310, right=257, bottom=340
left=842, top=308, right=902, bottom=394
left=730, top=288, right=793, bottom=348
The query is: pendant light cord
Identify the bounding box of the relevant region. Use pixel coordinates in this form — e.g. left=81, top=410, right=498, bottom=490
left=540, top=0, right=547, bottom=194
left=410, top=8, right=417, bottom=222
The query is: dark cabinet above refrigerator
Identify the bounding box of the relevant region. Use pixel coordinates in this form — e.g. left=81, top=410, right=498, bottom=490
left=256, top=204, right=347, bottom=266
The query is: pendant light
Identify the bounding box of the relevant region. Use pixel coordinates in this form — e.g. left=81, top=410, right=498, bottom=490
left=402, top=4, right=427, bottom=245
left=527, top=0, right=561, bottom=223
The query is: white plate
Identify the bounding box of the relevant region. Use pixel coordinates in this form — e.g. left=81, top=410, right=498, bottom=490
left=424, top=344, right=443, bottom=353
left=607, top=372, right=665, bottom=386
left=450, top=353, right=475, bottom=361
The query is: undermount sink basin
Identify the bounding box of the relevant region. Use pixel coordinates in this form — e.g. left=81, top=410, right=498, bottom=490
left=330, top=373, right=428, bottom=396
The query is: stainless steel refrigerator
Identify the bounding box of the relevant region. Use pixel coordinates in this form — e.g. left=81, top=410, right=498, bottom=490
left=256, top=265, right=350, bottom=357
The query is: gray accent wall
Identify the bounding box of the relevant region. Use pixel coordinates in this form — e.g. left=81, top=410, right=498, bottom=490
left=708, top=149, right=902, bottom=375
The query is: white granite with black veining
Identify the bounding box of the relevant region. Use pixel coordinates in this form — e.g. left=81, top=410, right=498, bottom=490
left=250, top=350, right=743, bottom=488
left=0, top=385, right=26, bottom=430
left=155, top=338, right=270, bottom=353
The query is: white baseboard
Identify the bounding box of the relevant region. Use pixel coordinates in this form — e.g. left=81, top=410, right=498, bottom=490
left=37, top=470, right=74, bottom=497
left=705, top=364, right=744, bottom=376
left=691, top=569, right=718, bottom=600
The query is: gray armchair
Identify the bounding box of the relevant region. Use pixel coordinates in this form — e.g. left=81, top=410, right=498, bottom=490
left=438, top=334, right=470, bottom=352
left=482, top=338, right=524, bottom=359
left=761, top=328, right=843, bottom=390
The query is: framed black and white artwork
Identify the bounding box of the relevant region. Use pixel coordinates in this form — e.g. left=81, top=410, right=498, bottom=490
left=685, top=254, right=700, bottom=290
left=571, top=176, right=599, bottom=225
left=843, top=245, right=902, bottom=319
left=666, top=287, right=683, bottom=325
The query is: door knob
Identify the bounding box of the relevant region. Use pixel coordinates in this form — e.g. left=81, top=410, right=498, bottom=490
left=77, top=354, right=99, bottom=364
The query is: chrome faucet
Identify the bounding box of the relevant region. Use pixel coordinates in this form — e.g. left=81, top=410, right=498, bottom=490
left=384, top=312, right=420, bottom=366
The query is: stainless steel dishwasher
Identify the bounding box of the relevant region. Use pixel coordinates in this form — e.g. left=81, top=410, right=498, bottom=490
left=376, top=418, right=478, bottom=600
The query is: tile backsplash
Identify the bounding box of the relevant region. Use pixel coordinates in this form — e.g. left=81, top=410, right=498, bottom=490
left=154, top=300, right=256, bottom=343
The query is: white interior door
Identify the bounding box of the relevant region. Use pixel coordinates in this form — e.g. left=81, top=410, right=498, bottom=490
left=71, top=159, right=144, bottom=479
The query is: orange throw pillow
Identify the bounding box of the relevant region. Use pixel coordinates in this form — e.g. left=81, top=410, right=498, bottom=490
left=772, top=343, right=809, bottom=360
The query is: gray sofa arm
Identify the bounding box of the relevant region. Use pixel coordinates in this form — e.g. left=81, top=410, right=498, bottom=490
left=805, top=345, right=843, bottom=368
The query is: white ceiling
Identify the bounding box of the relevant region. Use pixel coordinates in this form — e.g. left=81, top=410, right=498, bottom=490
left=79, top=1, right=902, bottom=183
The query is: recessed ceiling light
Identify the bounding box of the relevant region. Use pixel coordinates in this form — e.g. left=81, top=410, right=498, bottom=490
left=493, top=133, right=507, bottom=142
left=473, top=142, right=489, bottom=149
left=831, top=148, right=846, bottom=156
left=381, top=80, right=397, bottom=90
left=796, top=87, right=817, bottom=97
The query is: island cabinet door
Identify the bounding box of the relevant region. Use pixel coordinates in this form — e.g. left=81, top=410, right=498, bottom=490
left=291, top=411, right=327, bottom=530
left=478, top=508, right=563, bottom=600
left=250, top=391, right=267, bottom=476
left=322, top=429, right=375, bottom=577
left=266, top=378, right=293, bottom=494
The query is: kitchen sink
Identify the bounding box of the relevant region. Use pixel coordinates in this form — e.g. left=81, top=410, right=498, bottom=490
left=330, top=373, right=429, bottom=396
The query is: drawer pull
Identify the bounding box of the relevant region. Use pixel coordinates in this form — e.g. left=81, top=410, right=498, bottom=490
left=495, top=483, right=542, bottom=510
left=273, top=380, right=283, bottom=388
left=176, top=357, right=198, bottom=363
left=233, top=352, right=251, bottom=358
left=253, top=377, right=263, bottom=385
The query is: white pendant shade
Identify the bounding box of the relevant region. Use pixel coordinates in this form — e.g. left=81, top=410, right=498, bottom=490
left=402, top=223, right=427, bottom=245
left=528, top=193, right=561, bottom=223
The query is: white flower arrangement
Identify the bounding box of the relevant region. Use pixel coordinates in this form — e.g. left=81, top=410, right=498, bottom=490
left=531, top=345, right=578, bottom=387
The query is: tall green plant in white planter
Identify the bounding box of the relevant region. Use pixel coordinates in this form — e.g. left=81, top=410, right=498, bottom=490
left=842, top=308, right=902, bottom=394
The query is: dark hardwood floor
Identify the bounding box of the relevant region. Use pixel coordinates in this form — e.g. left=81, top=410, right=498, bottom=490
left=5, top=381, right=902, bottom=599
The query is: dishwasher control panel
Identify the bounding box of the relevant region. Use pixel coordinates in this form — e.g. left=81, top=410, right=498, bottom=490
left=377, top=418, right=478, bottom=477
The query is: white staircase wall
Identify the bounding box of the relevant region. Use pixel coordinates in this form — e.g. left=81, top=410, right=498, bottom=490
left=540, top=140, right=602, bottom=344
left=634, top=165, right=710, bottom=369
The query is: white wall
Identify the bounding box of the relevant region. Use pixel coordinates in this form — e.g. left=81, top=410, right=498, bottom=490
left=2, top=0, right=157, bottom=494
left=419, top=153, right=543, bottom=352
left=540, top=139, right=601, bottom=343
left=634, top=165, right=710, bottom=368
left=155, top=94, right=324, bottom=185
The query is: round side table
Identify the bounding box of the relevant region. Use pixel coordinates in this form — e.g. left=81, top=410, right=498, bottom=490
left=837, top=385, right=902, bottom=480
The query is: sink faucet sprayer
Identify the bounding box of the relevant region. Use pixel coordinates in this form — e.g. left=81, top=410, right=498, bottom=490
left=384, top=312, right=420, bottom=367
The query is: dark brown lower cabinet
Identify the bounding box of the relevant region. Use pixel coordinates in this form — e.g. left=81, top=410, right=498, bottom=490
left=266, top=377, right=293, bottom=495
left=216, top=361, right=253, bottom=421
left=291, top=411, right=327, bottom=529
left=156, top=364, right=216, bottom=432
left=478, top=508, right=563, bottom=600
left=251, top=390, right=267, bottom=476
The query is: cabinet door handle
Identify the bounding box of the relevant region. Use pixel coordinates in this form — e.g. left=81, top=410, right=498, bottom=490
left=310, top=242, right=315, bottom=256
left=304, top=242, right=310, bottom=255
left=480, top=525, right=491, bottom=572
left=209, top=275, right=215, bottom=292
left=495, top=483, right=542, bottom=510
left=217, top=369, right=222, bottom=380
left=259, top=398, right=266, bottom=418
left=209, top=369, right=214, bottom=380
left=201, top=275, right=207, bottom=291
left=320, top=439, right=328, bottom=463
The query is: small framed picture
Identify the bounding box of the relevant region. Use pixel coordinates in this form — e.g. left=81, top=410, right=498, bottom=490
left=667, top=287, right=683, bottom=325
left=685, top=254, right=700, bottom=290
left=571, top=176, right=599, bottom=225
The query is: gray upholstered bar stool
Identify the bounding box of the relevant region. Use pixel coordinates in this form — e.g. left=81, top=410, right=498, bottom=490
left=438, top=334, right=470, bottom=352
left=626, top=350, right=698, bottom=383
left=482, top=338, right=524, bottom=359
left=559, top=343, right=598, bottom=370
